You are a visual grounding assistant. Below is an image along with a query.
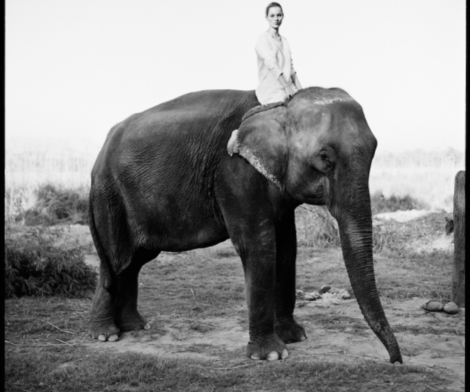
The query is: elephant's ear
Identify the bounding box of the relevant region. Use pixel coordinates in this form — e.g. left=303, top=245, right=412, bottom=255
left=227, top=106, right=287, bottom=190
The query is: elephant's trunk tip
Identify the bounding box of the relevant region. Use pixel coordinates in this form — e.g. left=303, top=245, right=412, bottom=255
left=390, top=351, right=403, bottom=364
left=383, top=327, right=402, bottom=364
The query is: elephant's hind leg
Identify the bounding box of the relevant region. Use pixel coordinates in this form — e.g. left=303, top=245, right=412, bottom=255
left=89, top=249, right=159, bottom=340
left=89, top=262, right=120, bottom=342
left=114, top=249, right=160, bottom=332
left=88, top=189, right=124, bottom=342
left=274, top=210, right=307, bottom=344
left=88, top=189, right=158, bottom=341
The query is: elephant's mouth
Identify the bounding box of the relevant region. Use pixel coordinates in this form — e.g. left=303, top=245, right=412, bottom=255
left=287, top=178, right=329, bottom=205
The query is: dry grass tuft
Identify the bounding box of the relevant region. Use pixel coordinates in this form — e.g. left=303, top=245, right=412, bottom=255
left=296, top=206, right=340, bottom=248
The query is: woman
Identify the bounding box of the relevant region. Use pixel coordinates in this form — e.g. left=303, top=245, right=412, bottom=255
left=255, top=2, right=302, bottom=104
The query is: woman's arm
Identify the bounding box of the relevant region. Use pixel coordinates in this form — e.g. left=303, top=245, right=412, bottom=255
left=291, top=73, right=302, bottom=90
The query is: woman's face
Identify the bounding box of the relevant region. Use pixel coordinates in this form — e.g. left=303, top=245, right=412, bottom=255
left=266, top=6, right=283, bottom=29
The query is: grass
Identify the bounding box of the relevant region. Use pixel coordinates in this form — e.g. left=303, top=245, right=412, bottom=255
left=137, top=253, right=246, bottom=318
left=300, top=313, right=370, bottom=334
left=295, top=249, right=453, bottom=303
left=375, top=250, right=453, bottom=301
left=5, top=350, right=447, bottom=392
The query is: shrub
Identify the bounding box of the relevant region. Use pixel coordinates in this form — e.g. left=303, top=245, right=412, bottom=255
left=5, top=227, right=97, bottom=298
left=371, top=191, right=427, bottom=215
left=15, top=184, right=89, bottom=226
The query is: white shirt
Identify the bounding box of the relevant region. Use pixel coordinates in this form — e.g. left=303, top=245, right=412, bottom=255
left=255, top=31, right=296, bottom=104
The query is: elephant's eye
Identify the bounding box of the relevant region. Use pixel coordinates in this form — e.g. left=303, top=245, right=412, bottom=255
left=319, top=152, right=333, bottom=172
left=320, top=152, right=330, bottom=164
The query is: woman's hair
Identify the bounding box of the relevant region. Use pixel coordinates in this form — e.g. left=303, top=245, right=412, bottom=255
left=265, top=2, right=283, bottom=16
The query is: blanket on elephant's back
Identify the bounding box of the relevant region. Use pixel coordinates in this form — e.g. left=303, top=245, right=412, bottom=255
left=241, top=101, right=285, bottom=123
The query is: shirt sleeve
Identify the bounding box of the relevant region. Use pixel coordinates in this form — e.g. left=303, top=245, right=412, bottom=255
left=287, top=39, right=296, bottom=76
left=255, top=34, right=283, bottom=79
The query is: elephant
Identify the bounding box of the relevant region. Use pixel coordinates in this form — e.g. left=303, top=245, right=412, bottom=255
left=88, top=87, right=402, bottom=364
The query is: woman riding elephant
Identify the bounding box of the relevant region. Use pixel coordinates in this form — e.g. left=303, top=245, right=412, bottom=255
left=255, top=2, right=303, bottom=104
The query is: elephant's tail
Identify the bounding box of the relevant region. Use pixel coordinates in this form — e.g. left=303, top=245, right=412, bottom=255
left=88, top=190, right=115, bottom=290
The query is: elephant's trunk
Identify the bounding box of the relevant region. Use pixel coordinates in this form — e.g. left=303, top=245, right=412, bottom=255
left=330, top=176, right=402, bottom=364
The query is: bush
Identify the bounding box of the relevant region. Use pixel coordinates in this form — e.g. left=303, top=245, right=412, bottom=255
left=15, top=184, right=89, bottom=226
left=371, top=191, right=427, bottom=215
left=5, top=227, right=97, bottom=298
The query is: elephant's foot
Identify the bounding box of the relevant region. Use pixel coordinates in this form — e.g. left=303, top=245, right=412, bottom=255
left=275, top=317, right=307, bottom=344
left=247, top=334, right=288, bottom=361
left=89, top=285, right=120, bottom=342
left=89, top=320, right=120, bottom=342
left=116, top=308, right=149, bottom=332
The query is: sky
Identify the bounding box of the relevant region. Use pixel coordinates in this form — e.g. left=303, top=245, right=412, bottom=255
left=5, top=0, right=466, bottom=152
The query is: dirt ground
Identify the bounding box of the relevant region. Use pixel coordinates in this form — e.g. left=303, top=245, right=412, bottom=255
left=58, top=210, right=465, bottom=391
left=81, top=295, right=465, bottom=390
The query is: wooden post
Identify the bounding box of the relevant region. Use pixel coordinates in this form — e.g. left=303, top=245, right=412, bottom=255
left=452, top=171, right=465, bottom=306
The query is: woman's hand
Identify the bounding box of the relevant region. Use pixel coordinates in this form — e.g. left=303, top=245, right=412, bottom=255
left=285, top=84, right=297, bottom=97
left=277, top=73, right=298, bottom=98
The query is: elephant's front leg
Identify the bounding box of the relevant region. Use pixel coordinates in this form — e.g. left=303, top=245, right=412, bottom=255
left=243, top=231, right=289, bottom=361
left=274, top=210, right=307, bottom=343
left=229, top=218, right=288, bottom=361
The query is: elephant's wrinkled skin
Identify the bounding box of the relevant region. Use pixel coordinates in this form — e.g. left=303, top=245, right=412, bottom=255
left=89, top=87, right=402, bottom=363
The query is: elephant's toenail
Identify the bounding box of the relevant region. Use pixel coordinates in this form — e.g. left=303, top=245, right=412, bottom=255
left=98, top=335, right=106, bottom=342
left=251, top=354, right=260, bottom=360
left=281, top=349, right=289, bottom=359
left=108, top=334, right=119, bottom=342
left=267, top=352, right=279, bottom=361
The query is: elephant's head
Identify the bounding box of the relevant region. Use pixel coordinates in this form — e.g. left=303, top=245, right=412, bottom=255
left=228, top=87, right=402, bottom=364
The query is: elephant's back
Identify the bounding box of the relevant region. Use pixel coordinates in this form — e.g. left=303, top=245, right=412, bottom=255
left=127, top=89, right=256, bottom=136
left=92, top=89, right=258, bottom=181
left=148, top=89, right=257, bottom=119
